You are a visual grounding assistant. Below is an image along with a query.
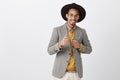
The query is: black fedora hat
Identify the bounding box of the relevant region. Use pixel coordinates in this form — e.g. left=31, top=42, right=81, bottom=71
left=61, top=3, right=86, bottom=22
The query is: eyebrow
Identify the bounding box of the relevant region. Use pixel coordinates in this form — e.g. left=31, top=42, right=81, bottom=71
left=69, top=13, right=79, bottom=15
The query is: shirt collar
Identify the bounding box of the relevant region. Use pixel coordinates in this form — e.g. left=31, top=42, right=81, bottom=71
left=65, top=23, right=76, bottom=33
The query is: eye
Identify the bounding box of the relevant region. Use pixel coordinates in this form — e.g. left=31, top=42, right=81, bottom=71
left=69, top=14, right=73, bottom=17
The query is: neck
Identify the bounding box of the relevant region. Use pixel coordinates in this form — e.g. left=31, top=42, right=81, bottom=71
left=67, top=22, right=76, bottom=28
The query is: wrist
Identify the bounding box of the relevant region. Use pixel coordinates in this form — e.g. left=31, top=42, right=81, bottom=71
left=79, top=44, right=83, bottom=52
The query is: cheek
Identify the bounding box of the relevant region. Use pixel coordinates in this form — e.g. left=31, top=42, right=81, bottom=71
left=76, top=17, right=79, bottom=21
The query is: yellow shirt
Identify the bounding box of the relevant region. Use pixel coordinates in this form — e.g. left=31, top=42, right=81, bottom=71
left=66, top=30, right=76, bottom=71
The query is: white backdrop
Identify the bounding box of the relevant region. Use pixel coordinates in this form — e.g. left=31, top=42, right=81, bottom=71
left=0, top=0, right=120, bottom=80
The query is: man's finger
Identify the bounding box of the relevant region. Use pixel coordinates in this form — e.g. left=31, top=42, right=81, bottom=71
left=72, top=40, right=77, bottom=43
left=73, top=39, right=77, bottom=42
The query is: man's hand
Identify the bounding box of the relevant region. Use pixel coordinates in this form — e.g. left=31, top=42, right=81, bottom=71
left=72, top=39, right=81, bottom=49
left=58, top=34, right=70, bottom=48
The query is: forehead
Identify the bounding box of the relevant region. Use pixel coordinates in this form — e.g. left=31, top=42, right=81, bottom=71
left=68, top=8, right=79, bottom=14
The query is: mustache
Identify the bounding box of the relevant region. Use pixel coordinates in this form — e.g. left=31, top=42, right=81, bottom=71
left=70, top=19, right=76, bottom=21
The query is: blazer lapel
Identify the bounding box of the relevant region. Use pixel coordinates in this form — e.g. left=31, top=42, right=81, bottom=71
left=61, top=24, right=71, bottom=50
left=74, top=26, right=82, bottom=41
left=62, top=24, right=68, bottom=37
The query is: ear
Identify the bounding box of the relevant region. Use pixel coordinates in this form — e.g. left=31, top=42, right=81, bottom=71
left=66, top=14, right=68, bottom=19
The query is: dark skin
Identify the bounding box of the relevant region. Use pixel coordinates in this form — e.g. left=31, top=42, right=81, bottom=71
left=58, top=8, right=82, bottom=49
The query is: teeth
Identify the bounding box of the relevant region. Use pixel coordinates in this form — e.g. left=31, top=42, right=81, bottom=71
left=72, top=21, right=75, bottom=22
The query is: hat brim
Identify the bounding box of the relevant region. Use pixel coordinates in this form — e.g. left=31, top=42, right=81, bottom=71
left=61, top=3, right=86, bottom=22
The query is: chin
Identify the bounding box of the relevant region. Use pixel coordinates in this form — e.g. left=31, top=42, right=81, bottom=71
left=70, top=23, right=76, bottom=26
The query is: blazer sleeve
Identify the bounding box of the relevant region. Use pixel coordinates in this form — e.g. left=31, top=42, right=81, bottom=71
left=81, top=29, right=92, bottom=54
left=47, top=27, right=61, bottom=55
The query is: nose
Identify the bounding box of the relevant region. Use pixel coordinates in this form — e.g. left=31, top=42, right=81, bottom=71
left=71, top=15, right=76, bottom=19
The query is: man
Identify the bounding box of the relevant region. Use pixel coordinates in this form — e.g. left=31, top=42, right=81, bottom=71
left=47, top=3, right=92, bottom=80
